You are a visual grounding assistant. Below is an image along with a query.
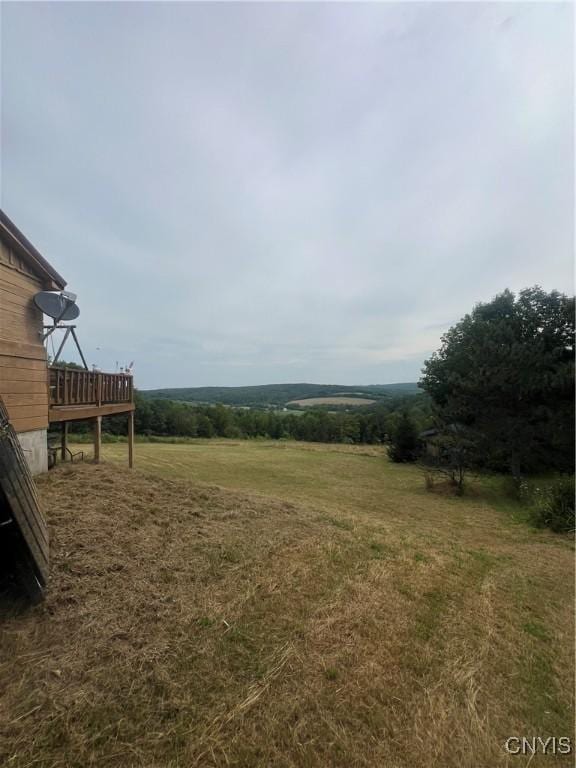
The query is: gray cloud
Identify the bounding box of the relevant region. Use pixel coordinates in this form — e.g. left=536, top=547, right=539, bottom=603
left=2, top=2, right=573, bottom=388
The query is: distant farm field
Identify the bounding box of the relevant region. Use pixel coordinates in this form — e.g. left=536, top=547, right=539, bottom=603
left=1, top=440, right=573, bottom=768
left=288, top=396, right=377, bottom=407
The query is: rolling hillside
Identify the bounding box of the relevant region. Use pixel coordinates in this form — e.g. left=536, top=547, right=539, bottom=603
left=141, top=382, right=420, bottom=407
left=4, top=444, right=572, bottom=768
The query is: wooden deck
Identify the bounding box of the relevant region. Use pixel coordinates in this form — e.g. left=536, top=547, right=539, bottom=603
left=48, top=367, right=134, bottom=423
left=47, top=367, right=135, bottom=468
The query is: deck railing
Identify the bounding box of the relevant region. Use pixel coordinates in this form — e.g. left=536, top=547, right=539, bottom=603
left=49, top=367, right=133, bottom=407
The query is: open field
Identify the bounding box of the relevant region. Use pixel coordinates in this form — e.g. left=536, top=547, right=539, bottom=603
left=287, top=397, right=377, bottom=407
left=1, top=440, right=573, bottom=767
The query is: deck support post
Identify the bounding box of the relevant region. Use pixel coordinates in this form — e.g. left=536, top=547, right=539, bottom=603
left=61, top=422, right=68, bottom=462
left=93, top=416, right=102, bottom=464
left=128, top=411, right=134, bottom=469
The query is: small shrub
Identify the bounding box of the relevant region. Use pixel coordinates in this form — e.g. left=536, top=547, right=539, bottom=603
left=531, top=476, right=575, bottom=533
left=102, top=433, right=122, bottom=444
left=388, top=413, right=419, bottom=463
left=502, top=476, right=532, bottom=501
left=421, top=466, right=465, bottom=496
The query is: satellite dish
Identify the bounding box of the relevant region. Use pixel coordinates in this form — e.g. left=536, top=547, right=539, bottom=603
left=34, top=291, right=80, bottom=322
left=37, top=290, right=87, bottom=368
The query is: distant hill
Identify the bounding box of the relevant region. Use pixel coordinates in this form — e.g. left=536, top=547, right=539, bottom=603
left=141, top=382, right=420, bottom=407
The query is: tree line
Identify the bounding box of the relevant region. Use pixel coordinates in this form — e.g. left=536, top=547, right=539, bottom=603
left=143, top=382, right=419, bottom=407
left=87, top=392, right=432, bottom=446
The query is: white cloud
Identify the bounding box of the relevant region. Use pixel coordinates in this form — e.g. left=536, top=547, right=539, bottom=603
left=1, top=2, right=573, bottom=388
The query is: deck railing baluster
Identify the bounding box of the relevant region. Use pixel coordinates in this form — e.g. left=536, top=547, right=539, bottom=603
left=49, top=368, right=133, bottom=408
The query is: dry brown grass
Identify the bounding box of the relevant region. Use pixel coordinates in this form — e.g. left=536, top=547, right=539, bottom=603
left=0, top=445, right=573, bottom=768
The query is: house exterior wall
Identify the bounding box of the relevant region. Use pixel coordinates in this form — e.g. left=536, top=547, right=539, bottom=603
left=0, top=237, right=50, bottom=443
left=17, top=428, right=48, bottom=475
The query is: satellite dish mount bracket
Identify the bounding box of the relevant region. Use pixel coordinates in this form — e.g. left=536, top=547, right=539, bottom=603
left=35, top=290, right=88, bottom=370
left=44, top=325, right=89, bottom=370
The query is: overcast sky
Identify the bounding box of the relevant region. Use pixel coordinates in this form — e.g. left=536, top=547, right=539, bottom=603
left=1, top=2, right=573, bottom=389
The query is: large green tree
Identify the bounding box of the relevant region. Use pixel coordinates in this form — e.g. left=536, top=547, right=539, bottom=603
left=420, top=287, right=574, bottom=479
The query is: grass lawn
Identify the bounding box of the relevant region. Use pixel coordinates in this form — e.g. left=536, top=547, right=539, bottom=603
left=0, top=440, right=573, bottom=767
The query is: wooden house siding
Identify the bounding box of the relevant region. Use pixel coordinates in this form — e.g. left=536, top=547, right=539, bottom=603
left=0, top=210, right=134, bottom=471
left=0, top=240, right=49, bottom=434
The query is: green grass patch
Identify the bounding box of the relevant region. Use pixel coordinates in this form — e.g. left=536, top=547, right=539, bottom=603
left=522, top=620, right=550, bottom=641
